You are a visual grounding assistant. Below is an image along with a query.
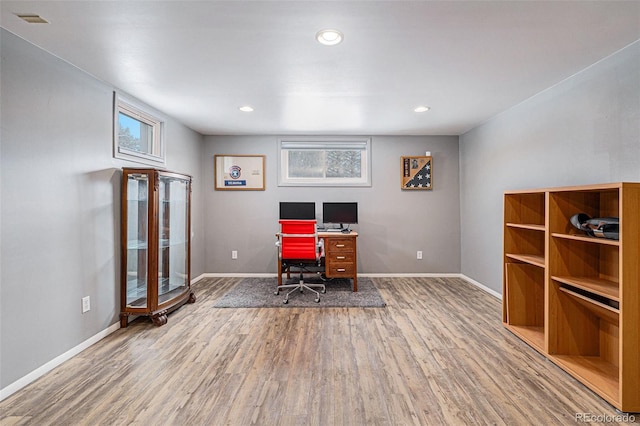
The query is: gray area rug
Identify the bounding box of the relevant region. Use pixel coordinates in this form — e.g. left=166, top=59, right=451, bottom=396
left=213, top=277, right=386, bottom=308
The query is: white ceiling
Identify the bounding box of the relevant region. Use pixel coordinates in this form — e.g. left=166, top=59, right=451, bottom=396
left=2, top=1, right=639, bottom=136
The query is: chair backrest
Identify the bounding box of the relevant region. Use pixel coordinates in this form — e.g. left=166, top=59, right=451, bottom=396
left=278, top=220, right=319, bottom=260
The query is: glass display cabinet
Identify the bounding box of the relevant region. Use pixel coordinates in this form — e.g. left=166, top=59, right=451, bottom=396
left=120, top=168, right=195, bottom=327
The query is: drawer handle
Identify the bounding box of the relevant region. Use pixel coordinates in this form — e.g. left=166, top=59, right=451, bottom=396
left=336, top=256, right=346, bottom=259
left=337, top=268, right=346, bottom=272
left=336, top=244, right=345, bottom=248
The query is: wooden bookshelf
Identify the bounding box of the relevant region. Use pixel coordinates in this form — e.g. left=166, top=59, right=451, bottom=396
left=503, top=183, right=640, bottom=412
left=503, top=190, right=546, bottom=352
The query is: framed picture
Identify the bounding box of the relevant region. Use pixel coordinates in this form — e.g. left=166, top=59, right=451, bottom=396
left=401, top=156, right=432, bottom=190
left=214, top=154, right=266, bottom=190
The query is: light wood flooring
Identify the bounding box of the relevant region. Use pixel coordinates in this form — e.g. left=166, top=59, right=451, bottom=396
left=1, top=277, right=634, bottom=425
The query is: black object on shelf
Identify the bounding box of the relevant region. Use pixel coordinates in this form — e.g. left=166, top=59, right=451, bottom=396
left=570, top=213, right=619, bottom=240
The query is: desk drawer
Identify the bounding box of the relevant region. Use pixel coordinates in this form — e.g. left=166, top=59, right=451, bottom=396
left=326, top=263, right=355, bottom=277
left=326, top=238, right=355, bottom=253
left=327, top=252, right=355, bottom=263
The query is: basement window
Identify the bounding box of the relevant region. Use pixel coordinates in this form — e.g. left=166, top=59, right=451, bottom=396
left=278, top=137, right=371, bottom=187
left=114, top=94, right=165, bottom=166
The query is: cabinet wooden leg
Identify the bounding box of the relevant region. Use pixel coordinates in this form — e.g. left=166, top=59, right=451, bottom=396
left=151, top=311, right=168, bottom=327
left=188, top=291, right=196, bottom=304
left=119, top=314, right=129, bottom=328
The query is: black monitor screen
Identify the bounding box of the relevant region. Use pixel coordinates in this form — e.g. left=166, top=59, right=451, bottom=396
left=322, top=202, right=358, bottom=225
left=279, top=202, right=316, bottom=220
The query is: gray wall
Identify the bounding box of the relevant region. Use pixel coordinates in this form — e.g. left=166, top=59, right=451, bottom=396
left=202, top=135, right=461, bottom=275
left=0, top=29, right=204, bottom=389
left=459, top=40, right=640, bottom=294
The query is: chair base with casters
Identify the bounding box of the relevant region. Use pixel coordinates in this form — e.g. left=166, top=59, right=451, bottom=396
left=275, top=220, right=325, bottom=303
left=275, top=262, right=326, bottom=304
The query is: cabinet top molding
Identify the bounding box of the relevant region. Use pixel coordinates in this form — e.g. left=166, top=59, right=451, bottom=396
left=504, top=182, right=640, bottom=194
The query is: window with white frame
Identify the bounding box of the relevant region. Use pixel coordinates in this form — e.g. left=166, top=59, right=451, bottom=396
left=114, top=94, right=165, bottom=166
left=278, top=137, right=371, bottom=186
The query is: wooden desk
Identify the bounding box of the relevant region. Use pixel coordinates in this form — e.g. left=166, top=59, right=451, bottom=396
left=319, top=231, right=358, bottom=291
left=277, top=231, right=359, bottom=292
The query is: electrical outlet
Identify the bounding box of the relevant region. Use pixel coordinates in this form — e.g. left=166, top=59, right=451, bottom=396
left=232, top=250, right=238, bottom=259
left=82, top=296, right=90, bottom=313
left=417, top=251, right=423, bottom=260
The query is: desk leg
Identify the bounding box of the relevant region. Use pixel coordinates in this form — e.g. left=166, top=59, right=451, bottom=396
left=277, top=258, right=282, bottom=287
left=353, top=275, right=357, bottom=292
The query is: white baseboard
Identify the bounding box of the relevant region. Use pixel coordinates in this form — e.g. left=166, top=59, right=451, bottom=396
left=359, top=272, right=461, bottom=278
left=360, top=272, right=502, bottom=299
left=458, top=274, right=502, bottom=300
left=191, top=272, right=208, bottom=284
left=198, top=272, right=502, bottom=299
left=0, top=321, right=121, bottom=402
left=199, top=272, right=277, bottom=278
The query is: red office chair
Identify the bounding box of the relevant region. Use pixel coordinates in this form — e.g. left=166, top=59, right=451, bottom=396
left=275, top=220, right=325, bottom=303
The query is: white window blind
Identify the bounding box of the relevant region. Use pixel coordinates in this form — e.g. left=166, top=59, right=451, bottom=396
left=278, top=137, right=371, bottom=187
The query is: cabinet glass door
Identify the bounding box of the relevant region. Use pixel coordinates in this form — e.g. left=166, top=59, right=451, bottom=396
left=125, top=173, right=149, bottom=308
left=158, top=175, right=189, bottom=305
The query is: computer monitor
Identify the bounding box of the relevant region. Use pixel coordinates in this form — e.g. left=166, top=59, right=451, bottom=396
left=279, top=202, right=316, bottom=220
left=322, top=202, right=358, bottom=229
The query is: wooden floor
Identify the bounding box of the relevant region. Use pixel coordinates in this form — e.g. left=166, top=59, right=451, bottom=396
left=1, top=277, right=633, bottom=425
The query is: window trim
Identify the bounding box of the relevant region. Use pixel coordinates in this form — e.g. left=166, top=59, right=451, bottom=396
left=278, top=136, right=372, bottom=187
left=113, top=93, right=166, bottom=167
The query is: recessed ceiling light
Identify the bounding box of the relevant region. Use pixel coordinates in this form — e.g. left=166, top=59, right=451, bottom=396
left=414, top=106, right=430, bottom=113
left=16, top=14, right=49, bottom=24
left=316, top=29, right=344, bottom=46
left=239, top=106, right=254, bottom=112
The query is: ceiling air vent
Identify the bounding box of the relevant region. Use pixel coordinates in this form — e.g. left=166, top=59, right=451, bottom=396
left=17, top=14, right=49, bottom=24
